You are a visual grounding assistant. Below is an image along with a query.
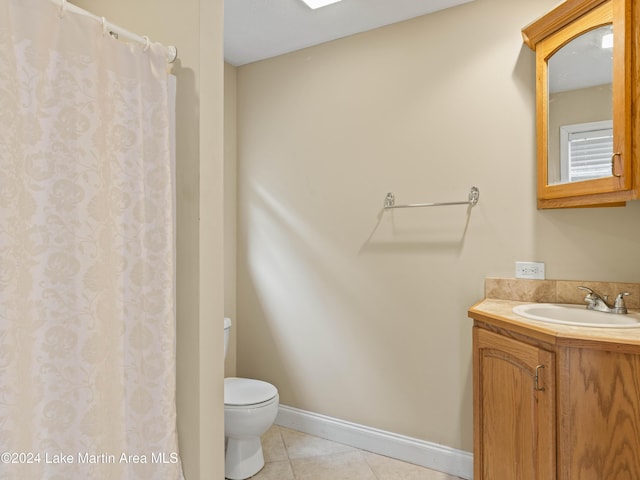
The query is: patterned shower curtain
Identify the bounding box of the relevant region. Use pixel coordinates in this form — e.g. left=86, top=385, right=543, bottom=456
left=0, top=0, right=183, bottom=478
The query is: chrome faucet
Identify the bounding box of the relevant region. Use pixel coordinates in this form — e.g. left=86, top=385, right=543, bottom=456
left=578, top=286, right=629, bottom=314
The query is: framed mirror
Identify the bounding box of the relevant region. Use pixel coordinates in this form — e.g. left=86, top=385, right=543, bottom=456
left=522, top=0, right=636, bottom=208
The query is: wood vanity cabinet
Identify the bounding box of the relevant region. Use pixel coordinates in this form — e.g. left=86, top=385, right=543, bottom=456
left=522, top=0, right=640, bottom=208
left=472, top=317, right=640, bottom=479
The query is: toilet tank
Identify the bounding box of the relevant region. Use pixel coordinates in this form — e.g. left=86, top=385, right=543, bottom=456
left=224, top=317, right=232, bottom=358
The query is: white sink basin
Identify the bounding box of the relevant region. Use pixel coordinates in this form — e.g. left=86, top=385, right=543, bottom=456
left=512, top=303, right=640, bottom=328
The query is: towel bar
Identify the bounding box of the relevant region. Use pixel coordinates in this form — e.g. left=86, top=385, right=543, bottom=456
left=383, top=186, right=479, bottom=209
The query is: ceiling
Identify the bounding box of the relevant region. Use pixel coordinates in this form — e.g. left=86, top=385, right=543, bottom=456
left=224, top=0, right=474, bottom=66
left=548, top=24, right=613, bottom=93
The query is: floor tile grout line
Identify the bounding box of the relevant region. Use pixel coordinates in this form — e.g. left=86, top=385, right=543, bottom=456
left=278, top=426, right=299, bottom=480
left=361, top=450, right=381, bottom=480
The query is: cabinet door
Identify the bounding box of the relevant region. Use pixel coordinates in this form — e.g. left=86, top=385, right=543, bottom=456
left=558, top=347, right=640, bottom=479
left=474, top=327, right=556, bottom=480
left=523, top=0, right=636, bottom=208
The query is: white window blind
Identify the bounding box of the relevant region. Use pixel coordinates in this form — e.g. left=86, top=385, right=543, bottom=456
left=560, top=120, right=613, bottom=182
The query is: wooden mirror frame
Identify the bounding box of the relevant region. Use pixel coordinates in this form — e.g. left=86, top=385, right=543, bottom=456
left=523, top=0, right=634, bottom=208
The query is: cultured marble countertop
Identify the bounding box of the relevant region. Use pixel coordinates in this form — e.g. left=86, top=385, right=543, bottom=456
left=469, top=298, right=640, bottom=348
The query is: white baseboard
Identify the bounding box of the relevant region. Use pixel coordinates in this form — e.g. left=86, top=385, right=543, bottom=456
left=275, top=405, right=473, bottom=480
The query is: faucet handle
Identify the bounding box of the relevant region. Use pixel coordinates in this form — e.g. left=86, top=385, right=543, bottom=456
left=578, top=286, right=595, bottom=300
left=578, top=286, right=601, bottom=308
left=614, top=292, right=630, bottom=313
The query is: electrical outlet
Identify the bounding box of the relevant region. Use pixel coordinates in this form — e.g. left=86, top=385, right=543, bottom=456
left=515, top=261, right=545, bottom=280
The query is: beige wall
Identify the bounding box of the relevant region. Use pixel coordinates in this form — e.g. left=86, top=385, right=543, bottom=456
left=73, top=0, right=225, bottom=478
left=548, top=84, right=612, bottom=183
left=234, top=0, right=640, bottom=453
left=225, top=63, right=238, bottom=377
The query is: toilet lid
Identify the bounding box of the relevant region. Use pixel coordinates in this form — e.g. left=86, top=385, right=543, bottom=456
left=224, top=377, right=278, bottom=406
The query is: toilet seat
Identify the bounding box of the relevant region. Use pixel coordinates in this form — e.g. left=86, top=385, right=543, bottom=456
left=224, top=377, right=278, bottom=407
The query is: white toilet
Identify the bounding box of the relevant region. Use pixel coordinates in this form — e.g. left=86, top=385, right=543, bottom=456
left=224, top=317, right=279, bottom=480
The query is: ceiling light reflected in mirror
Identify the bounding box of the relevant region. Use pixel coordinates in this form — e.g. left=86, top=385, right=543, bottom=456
left=300, top=0, right=343, bottom=9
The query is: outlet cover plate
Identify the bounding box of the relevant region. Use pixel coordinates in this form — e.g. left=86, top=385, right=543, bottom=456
left=515, top=261, right=545, bottom=280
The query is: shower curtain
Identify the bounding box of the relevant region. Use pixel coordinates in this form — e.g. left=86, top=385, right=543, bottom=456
left=0, top=0, right=183, bottom=478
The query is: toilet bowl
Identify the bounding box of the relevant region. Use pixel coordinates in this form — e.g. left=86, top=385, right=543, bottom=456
left=224, top=377, right=279, bottom=479
left=224, top=318, right=279, bottom=480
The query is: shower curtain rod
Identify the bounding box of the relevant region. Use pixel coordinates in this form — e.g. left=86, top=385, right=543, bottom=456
left=55, top=0, right=178, bottom=63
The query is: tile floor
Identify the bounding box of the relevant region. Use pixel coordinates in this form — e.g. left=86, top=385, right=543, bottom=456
left=248, top=425, right=463, bottom=480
